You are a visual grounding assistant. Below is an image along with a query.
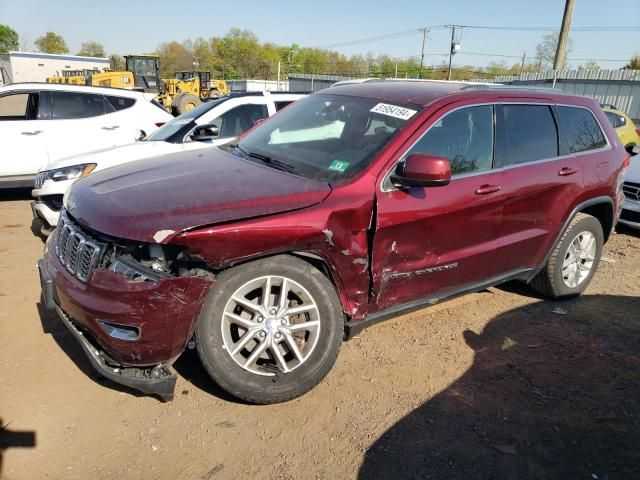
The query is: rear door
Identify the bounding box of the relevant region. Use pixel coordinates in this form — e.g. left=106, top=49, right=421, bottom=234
left=371, top=104, right=503, bottom=311
left=42, top=90, right=130, bottom=161
left=492, top=102, right=586, bottom=274
left=0, top=90, right=49, bottom=178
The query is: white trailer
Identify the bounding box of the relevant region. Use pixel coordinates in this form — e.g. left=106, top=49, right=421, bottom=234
left=0, top=51, right=110, bottom=85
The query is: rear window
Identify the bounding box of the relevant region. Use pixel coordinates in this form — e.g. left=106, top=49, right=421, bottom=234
left=604, top=111, right=626, bottom=129
left=497, top=105, right=558, bottom=166
left=0, top=93, right=29, bottom=118
left=557, top=106, right=607, bottom=153
left=275, top=101, right=294, bottom=111
left=105, top=96, right=136, bottom=111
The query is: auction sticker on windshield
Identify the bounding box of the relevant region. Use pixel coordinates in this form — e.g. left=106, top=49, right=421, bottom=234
left=370, top=103, right=417, bottom=120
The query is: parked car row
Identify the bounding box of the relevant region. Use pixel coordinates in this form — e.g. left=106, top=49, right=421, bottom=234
left=27, top=79, right=630, bottom=405
left=29, top=89, right=305, bottom=232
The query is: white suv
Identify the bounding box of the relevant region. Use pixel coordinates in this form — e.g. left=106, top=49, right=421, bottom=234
left=0, top=83, right=172, bottom=188
left=31, top=91, right=305, bottom=231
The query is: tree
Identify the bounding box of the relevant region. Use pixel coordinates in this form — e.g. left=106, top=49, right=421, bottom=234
left=0, top=24, right=19, bottom=53
left=535, top=32, right=572, bottom=69
left=579, top=60, right=600, bottom=71
left=109, top=54, right=125, bottom=71
left=35, top=32, right=69, bottom=54
left=623, top=55, right=640, bottom=70
left=77, top=41, right=105, bottom=57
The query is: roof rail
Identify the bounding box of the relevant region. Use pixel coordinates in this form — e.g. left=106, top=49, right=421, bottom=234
left=461, top=84, right=559, bottom=92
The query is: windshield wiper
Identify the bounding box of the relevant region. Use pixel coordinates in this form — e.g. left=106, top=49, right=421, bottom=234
left=230, top=144, right=297, bottom=174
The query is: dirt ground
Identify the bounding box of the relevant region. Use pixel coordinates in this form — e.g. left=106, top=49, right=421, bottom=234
left=1, top=190, right=639, bottom=480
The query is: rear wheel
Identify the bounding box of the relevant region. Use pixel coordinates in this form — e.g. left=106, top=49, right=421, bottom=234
left=195, top=255, right=343, bottom=404
left=531, top=213, right=603, bottom=298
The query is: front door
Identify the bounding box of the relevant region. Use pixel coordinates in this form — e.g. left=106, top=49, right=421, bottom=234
left=371, top=104, right=503, bottom=312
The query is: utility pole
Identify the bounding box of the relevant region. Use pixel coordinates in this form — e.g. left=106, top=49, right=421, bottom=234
left=447, top=25, right=456, bottom=81
left=520, top=53, right=526, bottom=74
left=553, top=0, right=575, bottom=71
left=395, top=62, right=398, bottom=78
left=419, top=27, right=427, bottom=79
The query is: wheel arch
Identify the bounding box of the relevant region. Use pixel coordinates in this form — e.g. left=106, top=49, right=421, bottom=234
left=203, top=250, right=352, bottom=321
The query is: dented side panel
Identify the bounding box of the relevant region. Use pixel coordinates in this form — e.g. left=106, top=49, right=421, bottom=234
left=171, top=187, right=375, bottom=319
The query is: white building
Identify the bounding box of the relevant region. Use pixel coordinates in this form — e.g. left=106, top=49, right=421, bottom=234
left=0, top=51, right=110, bottom=85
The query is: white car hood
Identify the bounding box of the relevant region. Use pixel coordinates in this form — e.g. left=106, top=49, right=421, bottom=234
left=41, top=141, right=184, bottom=172
left=626, top=155, right=640, bottom=183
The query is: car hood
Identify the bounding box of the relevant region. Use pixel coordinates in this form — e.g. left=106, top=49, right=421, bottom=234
left=66, top=148, right=331, bottom=244
left=42, top=141, right=183, bottom=171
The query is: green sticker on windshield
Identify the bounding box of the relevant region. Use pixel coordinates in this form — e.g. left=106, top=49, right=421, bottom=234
left=329, top=160, right=351, bottom=172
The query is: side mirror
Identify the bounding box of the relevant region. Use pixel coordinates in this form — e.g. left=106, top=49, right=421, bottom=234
left=390, top=153, right=451, bottom=188
left=191, top=124, right=219, bottom=142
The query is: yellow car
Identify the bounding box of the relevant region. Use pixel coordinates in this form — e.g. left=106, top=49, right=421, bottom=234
left=602, top=105, right=640, bottom=154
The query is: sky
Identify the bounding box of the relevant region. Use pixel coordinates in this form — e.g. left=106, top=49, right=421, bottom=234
left=1, top=0, right=638, bottom=69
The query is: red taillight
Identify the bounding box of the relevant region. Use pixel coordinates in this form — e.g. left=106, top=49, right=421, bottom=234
left=155, top=122, right=166, bottom=128
left=636, top=128, right=640, bottom=136
left=623, top=154, right=630, bottom=169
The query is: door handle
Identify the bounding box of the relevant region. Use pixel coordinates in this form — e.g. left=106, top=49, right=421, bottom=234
left=475, top=184, right=501, bottom=195
left=101, top=125, right=119, bottom=130
left=21, top=130, right=42, bottom=136
left=558, top=166, right=578, bottom=176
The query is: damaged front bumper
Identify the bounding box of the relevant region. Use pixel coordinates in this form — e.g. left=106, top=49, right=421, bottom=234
left=38, top=236, right=212, bottom=401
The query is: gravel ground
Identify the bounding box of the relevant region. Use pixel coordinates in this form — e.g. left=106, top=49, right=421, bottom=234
left=1, top=190, right=639, bottom=480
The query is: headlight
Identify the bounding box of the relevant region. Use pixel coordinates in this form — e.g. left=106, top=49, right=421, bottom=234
left=44, top=163, right=97, bottom=183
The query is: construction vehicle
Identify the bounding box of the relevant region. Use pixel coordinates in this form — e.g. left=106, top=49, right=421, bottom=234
left=44, top=55, right=229, bottom=116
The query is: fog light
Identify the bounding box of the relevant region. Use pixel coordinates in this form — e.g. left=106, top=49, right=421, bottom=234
left=98, top=321, right=140, bottom=341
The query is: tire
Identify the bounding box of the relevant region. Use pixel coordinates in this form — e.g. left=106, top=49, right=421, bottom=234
left=195, top=255, right=343, bottom=404
left=530, top=213, right=603, bottom=299
left=172, top=93, right=201, bottom=115
left=625, top=143, right=637, bottom=156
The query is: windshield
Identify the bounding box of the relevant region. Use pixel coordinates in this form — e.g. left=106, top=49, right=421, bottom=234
left=146, top=97, right=226, bottom=142
left=236, top=93, right=419, bottom=182
left=127, top=58, right=158, bottom=77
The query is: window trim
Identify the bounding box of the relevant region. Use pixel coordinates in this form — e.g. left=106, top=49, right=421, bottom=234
left=381, top=101, right=612, bottom=193
left=555, top=104, right=609, bottom=156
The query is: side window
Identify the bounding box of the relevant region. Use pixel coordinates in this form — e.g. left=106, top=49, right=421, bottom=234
left=211, top=103, right=269, bottom=138
left=557, top=106, right=607, bottom=154
left=105, top=96, right=136, bottom=112
left=407, top=105, right=494, bottom=175
left=50, top=92, right=106, bottom=119
left=605, top=111, right=621, bottom=128
left=275, top=101, right=293, bottom=111
left=0, top=93, right=38, bottom=120
left=497, top=105, right=558, bottom=166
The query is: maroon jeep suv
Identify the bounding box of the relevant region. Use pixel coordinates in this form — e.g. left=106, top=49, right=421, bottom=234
left=39, top=81, right=629, bottom=403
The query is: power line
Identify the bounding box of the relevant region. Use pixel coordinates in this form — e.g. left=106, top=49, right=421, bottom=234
left=454, top=24, right=639, bottom=32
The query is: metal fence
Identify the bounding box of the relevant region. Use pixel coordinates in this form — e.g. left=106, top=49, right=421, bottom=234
left=488, top=70, right=640, bottom=119
left=288, top=74, right=356, bottom=92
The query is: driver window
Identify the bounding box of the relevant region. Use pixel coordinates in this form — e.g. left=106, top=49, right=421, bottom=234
left=210, top=103, right=269, bottom=139
left=407, top=105, right=494, bottom=175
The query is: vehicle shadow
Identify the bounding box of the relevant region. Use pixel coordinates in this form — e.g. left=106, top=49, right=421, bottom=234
left=36, top=300, right=150, bottom=400
left=358, top=294, right=640, bottom=480
left=173, top=350, right=248, bottom=404
left=0, top=188, right=31, bottom=202
left=0, top=418, right=36, bottom=478
left=37, top=300, right=241, bottom=403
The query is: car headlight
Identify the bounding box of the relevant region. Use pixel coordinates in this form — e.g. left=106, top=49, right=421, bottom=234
left=45, top=163, right=97, bottom=182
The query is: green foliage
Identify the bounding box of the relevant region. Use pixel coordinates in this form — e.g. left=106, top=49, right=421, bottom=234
left=623, top=55, right=640, bottom=70
left=35, top=32, right=69, bottom=54
left=109, top=54, right=125, bottom=71
left=0, top=24, right=19, bottom=53
left=77, top=41, right=105, bottom=58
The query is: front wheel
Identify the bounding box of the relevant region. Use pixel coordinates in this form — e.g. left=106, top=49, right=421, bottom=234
left=531, top=213, right=603, bottom=298
left=195, top=255, right=343, bottom=404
